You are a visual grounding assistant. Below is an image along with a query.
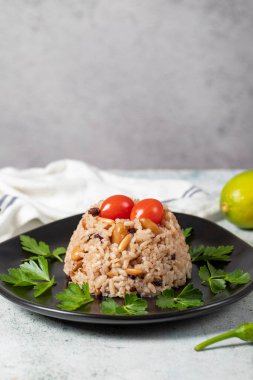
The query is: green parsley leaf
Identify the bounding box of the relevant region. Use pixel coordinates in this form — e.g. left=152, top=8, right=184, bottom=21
left=123, top=293, right=148, bottom=315
left=156, top=283, right=204, bottom=310
left=20, top=235, right=66, bottom=262
left=34, top=276, right=56, bottom=297
left=0, top=268, right=35, bottom=287
left=209, top=278, right=226, bottom=293
left=198, top=265, right=210, bottom=282
left=52, top=247, right=66, bottom=262
left=0, top=257, right=56, bottom=297
left=20, top=235, right=51, bottom=257
left=190, top=245, right=233, bottom=262
left=175, top=283, right=204, bottom=308
left=182, top=227, right=192, bottom=239
left=20, top=257, right=50, bottom=281
left=199, top=262, right=251, bottom=294
left=56, top=282, right=94, bottom=311
left=155, top=289, right=176, bottom=309
left=100, top=293, right=148, bottom=315
left=100, top=298, right=117, bottom=315
left=225, top=269, right=251, bottom=284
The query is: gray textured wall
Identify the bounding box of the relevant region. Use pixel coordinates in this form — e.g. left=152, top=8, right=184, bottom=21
left=0, top=0, right=253, bottom=169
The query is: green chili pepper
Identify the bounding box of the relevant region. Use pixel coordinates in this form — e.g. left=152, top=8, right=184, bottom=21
left=195, top=323, right=253, bottom=351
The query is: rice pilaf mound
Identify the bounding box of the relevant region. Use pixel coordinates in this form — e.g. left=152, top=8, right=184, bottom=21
left=64, top=200, right=192, bottom=298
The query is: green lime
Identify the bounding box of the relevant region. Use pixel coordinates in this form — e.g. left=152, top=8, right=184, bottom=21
left=220, top=170, right=253, bottom=229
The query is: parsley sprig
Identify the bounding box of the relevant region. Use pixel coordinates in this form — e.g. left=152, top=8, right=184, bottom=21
left=56, top=282, right=94, bottom=311
left=20, top=235, right=66, bottom=262
left=101, top=293, right=148, bottom=315
left=182, top=227, right=192, bottom=239
left=190, top=245, right=233, bottom=262
left=0, top=257, right=56, bottom=297
left=156, top=283, right=204, bottom=310
left=199, top=262, right=251, bottom=294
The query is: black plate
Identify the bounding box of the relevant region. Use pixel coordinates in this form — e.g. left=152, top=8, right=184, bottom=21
left=0, top=213, right=252, bottom=325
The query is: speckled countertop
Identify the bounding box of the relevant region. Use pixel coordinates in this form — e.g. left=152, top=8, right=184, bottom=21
left=0, top=171, right=252, bottom=380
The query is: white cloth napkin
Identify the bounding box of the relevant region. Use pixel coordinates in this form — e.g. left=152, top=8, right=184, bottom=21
left=0, top=160, right=219, bottom=242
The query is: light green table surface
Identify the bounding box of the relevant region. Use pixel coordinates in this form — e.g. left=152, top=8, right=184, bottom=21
left=0, top=170, right=252, bottom=380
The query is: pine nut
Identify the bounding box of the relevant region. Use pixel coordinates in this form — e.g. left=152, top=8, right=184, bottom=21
left=112, top=222, right=128, bottom=244
left=126, top=268, right=144, bottom=276
left=107, top=270, right=117, bottom=278
left=96, top=216, right=115, bottom=229
left=118, top=233, right=132, bottom=252
left=71, top=246, right=82, bottom=261
left=82, top=219, right=86, bottom=229
left=140, top=218, right=160, bottom=235
left=73, top=259, right=83, bottom=272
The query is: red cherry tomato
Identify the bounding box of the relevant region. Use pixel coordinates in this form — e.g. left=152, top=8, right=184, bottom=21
left=130, top=198, right=164, bottom=224
left=100, top=195, right=134, bottom=220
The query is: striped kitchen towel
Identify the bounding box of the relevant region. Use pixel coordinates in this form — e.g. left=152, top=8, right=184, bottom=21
left=0, top=160, right=218, bottom=242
